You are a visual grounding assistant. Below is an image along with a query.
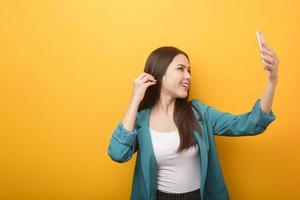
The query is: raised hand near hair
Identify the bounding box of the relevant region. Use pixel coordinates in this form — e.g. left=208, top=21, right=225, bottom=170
left=131, top=72, right=157, bottom=103
left=122, top=72, right=156, bottom=131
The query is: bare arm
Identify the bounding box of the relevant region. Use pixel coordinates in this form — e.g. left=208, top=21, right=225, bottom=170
left=107, top=73, right=156, bottom=163
left=259, top=43, right=279, bottom=113
left=260, top=79, right=277, bottom=113
left=121, top=98, right=141, bottom=131
left=121, top=72, right=157, bottom=131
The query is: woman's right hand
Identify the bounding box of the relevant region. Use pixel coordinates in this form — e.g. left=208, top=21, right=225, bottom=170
left=131, top=72, right=157, bottom=103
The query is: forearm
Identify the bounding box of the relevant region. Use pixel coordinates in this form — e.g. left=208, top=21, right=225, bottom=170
left=260, top=79, right=278, bottom=113
left=121, top=98, right=141, bottom=132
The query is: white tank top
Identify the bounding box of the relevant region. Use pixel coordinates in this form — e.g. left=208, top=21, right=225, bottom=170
left=149, top=127, right=201, bottom=193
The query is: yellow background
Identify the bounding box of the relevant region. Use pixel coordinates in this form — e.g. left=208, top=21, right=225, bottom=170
left=0, top=0, right=299, bottom=199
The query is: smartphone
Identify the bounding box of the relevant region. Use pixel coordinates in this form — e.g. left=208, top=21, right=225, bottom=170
left=256, top=31, right=266, bottom=50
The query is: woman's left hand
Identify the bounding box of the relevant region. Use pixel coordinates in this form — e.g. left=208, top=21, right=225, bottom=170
left=260, top=43, right=279, bottom=82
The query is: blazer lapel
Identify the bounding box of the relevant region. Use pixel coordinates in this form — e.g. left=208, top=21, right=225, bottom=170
left=191, top=105, right=209, bottom=192
left=136, top=108, right=158, bottom=199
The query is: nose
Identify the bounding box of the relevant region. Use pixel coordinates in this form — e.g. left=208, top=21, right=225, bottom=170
left=185, top=70, right=192, bottom=80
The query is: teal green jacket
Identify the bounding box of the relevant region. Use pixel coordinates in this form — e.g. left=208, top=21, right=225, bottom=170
left=108, top=98, right=276, bottom=200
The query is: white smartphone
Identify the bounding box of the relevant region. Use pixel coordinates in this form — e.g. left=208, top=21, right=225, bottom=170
left=256, top=31, right=266, bottom=50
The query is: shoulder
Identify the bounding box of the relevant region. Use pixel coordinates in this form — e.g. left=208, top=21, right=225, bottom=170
left=189, top=98, right=209, bottom=111
left=189, top=98, right=212, bottom=118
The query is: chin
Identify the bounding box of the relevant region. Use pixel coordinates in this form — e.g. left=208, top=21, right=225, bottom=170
left=177, top=92, right=188, bottom=99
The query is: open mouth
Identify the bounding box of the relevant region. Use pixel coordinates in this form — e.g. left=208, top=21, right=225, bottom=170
left=181, top=84, right=189, bottom=89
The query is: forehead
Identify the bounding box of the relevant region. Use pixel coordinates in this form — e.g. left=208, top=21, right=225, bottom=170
left=170, top=54, right=190, bottom=68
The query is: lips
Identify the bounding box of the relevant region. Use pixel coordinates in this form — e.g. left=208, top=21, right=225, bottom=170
left=181, top=84, right=190, bottom=89
left=181, top=83, right=190, bottom=89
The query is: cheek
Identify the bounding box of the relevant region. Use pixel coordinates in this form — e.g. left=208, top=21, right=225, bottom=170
left=169, top=72, right=182, bottom=81
left=162, top=79, right=177, bottom=90
left=163, top=73, right=182, bottom=87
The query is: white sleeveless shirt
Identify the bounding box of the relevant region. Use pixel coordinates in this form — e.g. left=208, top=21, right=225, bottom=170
left=149, top=127, right=201, bottom=193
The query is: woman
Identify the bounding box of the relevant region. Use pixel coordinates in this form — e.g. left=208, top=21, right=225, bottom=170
left=108, top=45, right=279, bottom=200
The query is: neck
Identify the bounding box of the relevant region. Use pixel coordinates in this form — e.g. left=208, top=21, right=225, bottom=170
left=152, top=95, right=176, bottom=117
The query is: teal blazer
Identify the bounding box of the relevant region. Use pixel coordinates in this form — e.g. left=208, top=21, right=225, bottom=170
left=108, top=98, right=276, bottom=200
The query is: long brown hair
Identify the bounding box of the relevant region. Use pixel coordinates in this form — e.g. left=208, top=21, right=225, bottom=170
left=138, top=46, right=204, bottom=152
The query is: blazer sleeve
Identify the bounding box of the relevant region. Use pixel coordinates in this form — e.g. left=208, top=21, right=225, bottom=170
left=107, top=122, right=138, bottom=163
left=206, top=98, right=276, bottom=136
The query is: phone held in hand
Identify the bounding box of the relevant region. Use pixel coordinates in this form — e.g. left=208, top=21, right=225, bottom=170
left=256, top=31, right=266, bottom=50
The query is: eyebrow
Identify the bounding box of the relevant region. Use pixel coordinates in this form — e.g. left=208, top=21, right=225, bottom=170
left=176, top=64, right=191, bottom=70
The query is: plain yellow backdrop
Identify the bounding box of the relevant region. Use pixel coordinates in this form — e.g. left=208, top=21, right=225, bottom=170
left=0, top=0, right=299, bottom=199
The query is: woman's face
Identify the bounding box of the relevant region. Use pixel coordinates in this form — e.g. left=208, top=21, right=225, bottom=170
left=161, top=54, right=192, bottom=99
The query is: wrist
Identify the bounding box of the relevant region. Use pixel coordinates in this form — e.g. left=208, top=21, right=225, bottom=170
left=268, top=77, right=278, bottom=85
left=130, top=97, right=142, bottom=105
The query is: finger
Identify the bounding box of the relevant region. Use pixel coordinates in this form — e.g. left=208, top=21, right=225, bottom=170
left=141, top=75, right=156, bottom=84
left=265, top=44, right=273, bottom=51
left=265, top=45, right=278, bottom=57
left=263, top=64, right=271, bottom=71
left=146, top=74, right=156, bottom=82
left=145, top=80, right=157, bottom=87
left=262, top=44, right=277, bottom=58
left=138, top=72, right=147, bottom=79
left=143, top=73, right=155, bottom=79
left=261, top=54, right=274, bottom=64
left=261, top=51, right=279, bottom=66
left=262, top=60, right=273, bottom=69
left=270, top=48, right=278, bottom=60
left=264, top=66, right=271, bottom=71
left=260, top=48, right=273, bottom=56
left=262, top=43, right=272, bottom=50
left=140, top=72, right=154, bottom=80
